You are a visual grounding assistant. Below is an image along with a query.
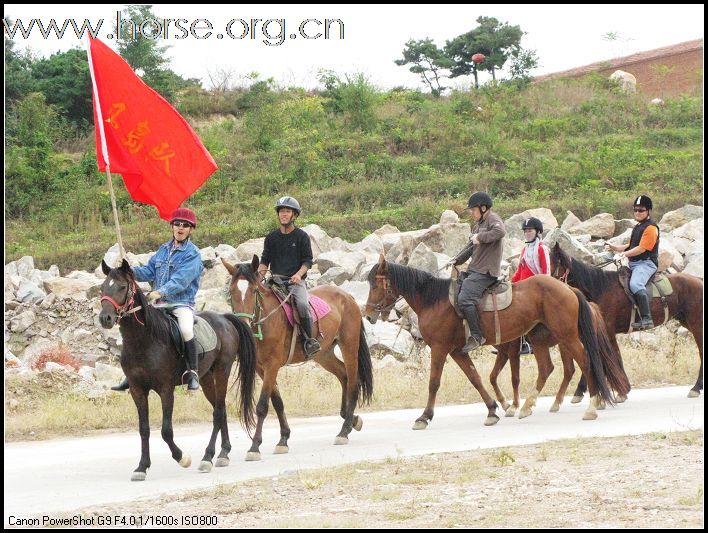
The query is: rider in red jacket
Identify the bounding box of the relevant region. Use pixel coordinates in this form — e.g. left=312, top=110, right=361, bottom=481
left=510, top=217, right=550, bottom=354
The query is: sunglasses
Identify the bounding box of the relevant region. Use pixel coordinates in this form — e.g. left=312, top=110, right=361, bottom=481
left=633, top=208, right=647, bottom=213
left=172, top=221, right=193, bottom=228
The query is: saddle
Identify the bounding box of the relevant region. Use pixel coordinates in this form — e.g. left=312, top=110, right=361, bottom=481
left=160, top=309, right=218, bottom=360
left=449, top=269, right=513, bottom=346
left=449, top=270, right=513, bottom=317
left=618, top=266, right=672, bottom=330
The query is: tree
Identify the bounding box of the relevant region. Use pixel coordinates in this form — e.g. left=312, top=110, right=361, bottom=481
left=394, top=38, right=453, bottom=96
left=445, top=16, right=527, bottom=87
left=507, top=48, right=539, bottom=84
left=31, top=49, right=93, bottom=124
left=4, top=18, right=38, bottom=104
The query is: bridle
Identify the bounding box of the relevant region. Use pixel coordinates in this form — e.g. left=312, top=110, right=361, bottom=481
left=371, top=274, right=400, bottom=315
left=552, top=258, right=570, bottom=284
left=100, top=277, right=144, bottom=326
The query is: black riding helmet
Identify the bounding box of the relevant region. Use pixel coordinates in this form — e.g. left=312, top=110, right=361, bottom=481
left=633, top=195, right=652, bottom=210
left=522, top=217, right=544, bottom=233
left=467, top=192, right=493, bottom=210
left=275, top=196, right=302, bottom=215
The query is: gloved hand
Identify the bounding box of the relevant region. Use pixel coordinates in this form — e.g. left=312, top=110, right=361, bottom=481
left=147, top=291, right=162, bottom=304
left=471, top=234, right=480, bottom=245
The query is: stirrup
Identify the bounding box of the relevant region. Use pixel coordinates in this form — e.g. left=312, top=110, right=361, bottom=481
left=462, top=336, right=485, bottom=352
left=182, top=370, right=200, bottom=391
left=303, top=338, right=321, bottom=360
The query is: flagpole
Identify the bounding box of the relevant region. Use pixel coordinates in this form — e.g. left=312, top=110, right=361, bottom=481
left=86, top=37, right=126, bottom=261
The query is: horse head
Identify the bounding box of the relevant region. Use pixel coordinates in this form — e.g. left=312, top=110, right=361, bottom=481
left=222, top=254, right=261, bottom=317
left=364, top=254, right=398, bottom=324
left=99, top=258, right=141, bottom=329
left=550, top=242, right=572, bottom=282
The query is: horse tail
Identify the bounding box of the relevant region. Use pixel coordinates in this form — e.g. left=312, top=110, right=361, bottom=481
left=223, top=314, right=257, bottom=437
left=575, top=290, right=615, bottom=405
left=357, top=320, right=374, bottom=405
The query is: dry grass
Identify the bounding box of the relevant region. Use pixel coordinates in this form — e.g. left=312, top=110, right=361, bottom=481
left=4, top=334, right=701, bottom=441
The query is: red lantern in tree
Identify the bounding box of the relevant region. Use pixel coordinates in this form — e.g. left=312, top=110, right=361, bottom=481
left=471, top=53, right=486, bottom=64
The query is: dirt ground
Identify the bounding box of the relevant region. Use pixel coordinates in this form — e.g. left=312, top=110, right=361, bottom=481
left=42, top=430, right=703, bottom=528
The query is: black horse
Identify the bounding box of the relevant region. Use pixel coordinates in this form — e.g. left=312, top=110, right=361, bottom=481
left=99, top=259, right=257, bottom=481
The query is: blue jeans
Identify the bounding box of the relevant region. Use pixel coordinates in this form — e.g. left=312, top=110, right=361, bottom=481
left=628, top=259, right=658, bottom=294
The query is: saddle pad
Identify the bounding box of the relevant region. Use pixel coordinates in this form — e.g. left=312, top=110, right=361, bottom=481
left=277, top=296, right=331, bottom=328
left=193, top=315, right=218, bottom=354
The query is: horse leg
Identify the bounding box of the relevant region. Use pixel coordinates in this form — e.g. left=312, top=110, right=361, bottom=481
left=214, top=366, right=232, bottom=467
left=318, top=353, right=363, bottom=443
left=246, top=363, right=278, bottom=461
left=551, top=346, right=575, bottom=413
left=519, top=344, right=554, bottom=419
left=270, top=384, right=292, bottom=454
left=158, top=387, right=191, bottom=469
left=413, top=344, right=447, bottom=430
left=562, top=341, right=599, bottom=420
left=489, top=344, right=511, bottom=411
left=507, top=347, right=521, bottom=417
left=571, top=374, right=587, bottom=404
left=609, top=333, right=628, bottom=403
left=129, top=386, right=151, bottom=481
left=449, top=350, right=500, bottom=426
left=197, top=370, right=219, bottom=472
left=682, top=314, right=703, bottom=398
left=333, top=338, right=361, bottom=445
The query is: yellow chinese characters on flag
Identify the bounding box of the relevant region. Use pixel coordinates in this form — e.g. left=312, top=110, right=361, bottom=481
left=88, top=36, right=217, bottom=221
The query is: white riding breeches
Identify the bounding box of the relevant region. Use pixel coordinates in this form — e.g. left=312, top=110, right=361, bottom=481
left=172, top=306, right=195, bottom=341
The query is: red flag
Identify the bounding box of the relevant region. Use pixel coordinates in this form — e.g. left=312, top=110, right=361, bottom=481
left=88, top=36, right=217, bottom=221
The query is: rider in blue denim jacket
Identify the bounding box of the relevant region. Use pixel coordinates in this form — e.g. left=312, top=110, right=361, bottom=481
left=111, top=207, right=204, bottom=392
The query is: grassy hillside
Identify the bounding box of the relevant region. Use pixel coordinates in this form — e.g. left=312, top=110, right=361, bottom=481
left=5, top=75, right=703, bottom=272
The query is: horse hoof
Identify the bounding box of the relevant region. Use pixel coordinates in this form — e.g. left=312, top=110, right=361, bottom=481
left=484, top=415, right=499, bottom=426
left=334, top=436, right=349, bottom=445
left=616, top=394, right=627, bottom=403
left=131, top=471, right=147, bottom=482
left=549, top=402, right=560, bottom=413
left=179, top=454, right=192, bottom=468
left=245, top=451, right=261, bottom=461
left=688, top=389, right=701, bottom=398
left=501, top=401, right=510, bottom=411
left=582, top=412, right=598, bottom=421
left=571, top=395, right=583, bottom=404
left=353, top=416, right=363, bottom=432
left=274, top=446, right=289, bottom=454
left=504, top=406, right=517, bottom=417
left=412, top=420, right=429, bottom=430
left=198, top=460, right=212, bottom=473
left=215, top=457, right=230, bottom=467
left=519, top=409, right=532, bottom=419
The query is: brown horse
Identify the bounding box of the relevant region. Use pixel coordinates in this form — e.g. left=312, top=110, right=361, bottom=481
left=365, top=256, right=628, bottom=426
left=98, top=259, right=257, bottom=481
left=489, top=299, right=630, bottom=418
left=221, top=255, right=373, bottom=460
left=549, top=242, right=704, bottom=399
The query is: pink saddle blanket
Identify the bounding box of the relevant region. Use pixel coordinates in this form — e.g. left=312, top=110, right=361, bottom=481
left=276, top=295, right=331, bottom=328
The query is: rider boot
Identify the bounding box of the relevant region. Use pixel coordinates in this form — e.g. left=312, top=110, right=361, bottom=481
left=111, top=377, right=130, bottom=391
left=299, top=314, right=321, bottom=360
left=461, top=307, right=486, bottom=352
left=183, top=338, right=200, bottom=391
left=631, top=289, right=654, bottom=330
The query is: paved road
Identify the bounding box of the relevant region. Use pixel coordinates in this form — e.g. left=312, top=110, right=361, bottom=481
left=4, top=386, right=703, bottom=521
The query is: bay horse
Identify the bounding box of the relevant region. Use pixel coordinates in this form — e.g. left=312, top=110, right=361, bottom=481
left=98, top=259, right=257, bottom=481
left=549, top=242, right=704, bottom=399
left=489, top=298, right=630, bottom=418
left=365, top=255, right=628, bottom=426
left=221, top=255, right=373, bottom=460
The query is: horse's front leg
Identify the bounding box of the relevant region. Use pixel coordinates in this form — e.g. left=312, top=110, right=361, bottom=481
left=270, top=384, right=291, bottom=454
left=489, top=344, right=511, bottom=411
left=449, top=350, right=500, bottom=426
left=413, top=344, right=448, bottom=430
left=246, top=363, right=278, bottom=461
left=158, top=387, right=190, bottom=469
left=129, top=386, right=151, bottom=481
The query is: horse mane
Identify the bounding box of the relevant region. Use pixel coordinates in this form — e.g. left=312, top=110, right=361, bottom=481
left=236, top=263, right=259, bottom=283
left=368, top=262, right=451, bottom=306
left=567, top=256, right=618, bottom=301
left=110, top=269, right=172, bottom=340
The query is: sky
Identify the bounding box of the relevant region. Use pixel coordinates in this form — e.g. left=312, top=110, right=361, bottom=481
left=4, top=4, right=705, bottom=91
